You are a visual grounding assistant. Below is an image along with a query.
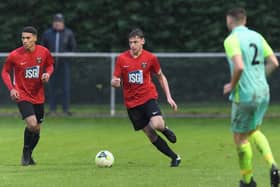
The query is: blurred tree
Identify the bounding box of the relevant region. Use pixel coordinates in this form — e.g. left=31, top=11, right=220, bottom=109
left=1, top=0, right=280, bottom=104
left=0, top=0, right=279, bottom=52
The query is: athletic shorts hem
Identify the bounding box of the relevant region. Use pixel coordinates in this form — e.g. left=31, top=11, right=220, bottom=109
left=17, top=101, right=45, bottom=124
left=127, top=99, right=162, bottom=131
left=231, top=124, right=261, bottom=133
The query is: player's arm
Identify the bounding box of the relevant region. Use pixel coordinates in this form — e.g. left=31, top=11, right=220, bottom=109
left=111, top=76, right=121, bottom=88
left=223, top=34, right=244, bottom=95
left=42, top=51, right=54, bottom=83
left=111, top=56, right=122, bottom=88
left=224, top=55, right=244, bottom=94
left=265, top=55, right=279, bottom=76
left=155, top=70, right=177, bottom=111
left=262, top=37, right=279, bottom=76
left=1, top=55, right=20, bottom=101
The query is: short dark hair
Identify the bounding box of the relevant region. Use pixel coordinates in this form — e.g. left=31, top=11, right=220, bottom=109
left=22, top=26, right=38, bottom=35
left=128, top=28, right=144, bottom=39
left=227, top=8, right=246, bottom=22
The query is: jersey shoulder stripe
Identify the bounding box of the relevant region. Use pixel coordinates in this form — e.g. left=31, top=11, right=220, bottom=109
left=224, top=33, right=241, bottom=58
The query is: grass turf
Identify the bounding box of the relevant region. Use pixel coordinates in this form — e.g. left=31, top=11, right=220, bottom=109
left=1, top=102, right=280, bottom=117
left=0, top=116, right=279, bottom=187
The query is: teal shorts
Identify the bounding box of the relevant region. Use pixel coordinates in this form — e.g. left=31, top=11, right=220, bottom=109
left=231, top=98, right=269, bottom=133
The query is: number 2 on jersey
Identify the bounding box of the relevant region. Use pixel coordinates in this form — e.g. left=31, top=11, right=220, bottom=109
left=249, top=43, right=260, bottom=65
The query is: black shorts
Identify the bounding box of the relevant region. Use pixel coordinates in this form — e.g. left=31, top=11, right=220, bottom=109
left=17, top=101, right=44, bottom=124
left=127, top=99, right=162, bottom=131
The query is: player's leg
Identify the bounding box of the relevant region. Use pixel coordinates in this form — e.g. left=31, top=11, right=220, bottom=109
left=142, top=125, right=180, bottom=167
left=29, top=104, right=44, bottom=165
left=248, top=98, right=279, bottom=186
left=62, top=63, right=71, bottom=115
left=145, top=99, right=177, bottom=143
left=17, top=101, right=41, bottom=166
left=25, top=115, right=40, bottom=165
left=48, top=71, right=57, bottom=114
left=149, top=116, right=176, bottom=143
left=249, top=129, right=277, bottom=167
left=231, top=102, right=256, bottom=186
left=144, top=100, right=180, bottom=166
left=127, top=102, right=180, bottom=167
left=234, top=133, right=256, bottom=187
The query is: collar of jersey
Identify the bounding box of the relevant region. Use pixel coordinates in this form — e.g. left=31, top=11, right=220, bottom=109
left=231, top=26, right=248, bottom=34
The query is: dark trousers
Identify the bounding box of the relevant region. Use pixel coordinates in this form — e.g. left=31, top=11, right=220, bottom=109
left=48, top=62, right=71, bottom=112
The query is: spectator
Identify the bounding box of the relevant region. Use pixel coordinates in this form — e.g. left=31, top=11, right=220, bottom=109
left=41, top=13, right=77, bottom=116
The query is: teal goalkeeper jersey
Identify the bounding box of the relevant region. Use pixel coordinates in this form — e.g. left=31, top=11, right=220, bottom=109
left=224, top=26, right=273, bottom=102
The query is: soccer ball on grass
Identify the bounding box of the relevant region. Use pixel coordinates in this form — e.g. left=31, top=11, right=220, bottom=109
left=95, top=150, right=114, bottom=167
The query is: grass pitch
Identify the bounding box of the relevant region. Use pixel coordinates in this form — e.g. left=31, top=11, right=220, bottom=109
left=0, top=116, right=279, bottom=187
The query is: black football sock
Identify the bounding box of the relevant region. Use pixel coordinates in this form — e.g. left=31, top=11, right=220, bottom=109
left=23, top=127, right=33, bottom=150
left=30, top=132, right=40, bottom=153
left=152, top=135, right=177, bottom=159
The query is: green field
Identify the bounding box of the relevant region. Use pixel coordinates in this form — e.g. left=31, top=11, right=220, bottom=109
left=0, top=116, right=279, bottom=187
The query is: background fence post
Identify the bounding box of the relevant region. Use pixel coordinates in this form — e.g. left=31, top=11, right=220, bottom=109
left=110, top=54, right=116, bottom=116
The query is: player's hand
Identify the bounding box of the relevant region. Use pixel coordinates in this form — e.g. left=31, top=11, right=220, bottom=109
left=167, top=97, right=178, bottom=111
left=41, top=73, right=50, bottom=83
left=223, top=83, right=232, bottom=95
left=10, top=89, right=20, bottom=101
left=111, top=77, right=121, bottom=88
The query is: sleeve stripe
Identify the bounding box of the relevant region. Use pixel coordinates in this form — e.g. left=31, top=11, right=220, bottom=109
left=262, top=37, right=274, bottom=57
left=224, top=34, right=241, bottom=58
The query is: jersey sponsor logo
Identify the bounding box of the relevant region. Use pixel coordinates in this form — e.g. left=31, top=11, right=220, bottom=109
left=128, top=70, right=143, bottom=84
left=36, top=57, right=42, bottom=64
left=25, top=66, right=40, bottom=79
left=141, top=62, right=147, bottom=69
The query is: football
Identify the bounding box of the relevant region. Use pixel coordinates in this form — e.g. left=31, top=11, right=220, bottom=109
left=95, top=150, right=114, bottom=167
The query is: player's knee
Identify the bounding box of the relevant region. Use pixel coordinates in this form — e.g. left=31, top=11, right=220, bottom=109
left=150, top=117, right=165, bottom=130
left=25, top=115, right=40, bottom=132
left=33, top=125, right=40, bottom=133
left=233, top=133, right=248, bottom=145
left=28, top=124, right=40, bottom=133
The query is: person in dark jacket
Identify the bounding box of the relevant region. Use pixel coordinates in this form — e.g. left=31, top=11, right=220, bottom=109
left=41, top=13, right=77, bottom=116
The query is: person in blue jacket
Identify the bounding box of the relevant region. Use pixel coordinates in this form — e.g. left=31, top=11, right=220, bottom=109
left=42, top=13, right=77, bottom=116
